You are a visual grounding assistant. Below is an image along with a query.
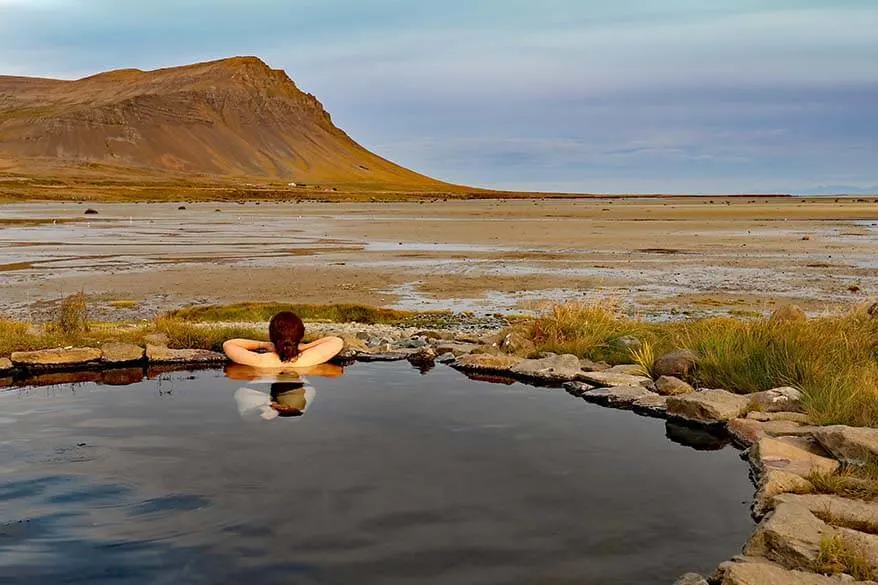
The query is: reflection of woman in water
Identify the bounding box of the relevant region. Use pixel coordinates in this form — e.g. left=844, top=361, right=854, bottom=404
left=222, top=312, right=344, bottom=368
left=228, top=362, right=344, bottom=421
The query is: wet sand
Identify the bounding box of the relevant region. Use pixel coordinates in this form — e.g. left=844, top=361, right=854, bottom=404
left=1, top=197, right=876, bottom=319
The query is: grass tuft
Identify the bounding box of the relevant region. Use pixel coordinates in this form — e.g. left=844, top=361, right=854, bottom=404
left=809, top=463, right=878, bottom=501
left=815, top=534, right=875, bottom=581
left=167, top=302, right=450, bottom=327
left=629, top=341, right=656, bottom=378
left=54, top=292, right=89, bottom=335
left=516, top=301, right=878, bottom=427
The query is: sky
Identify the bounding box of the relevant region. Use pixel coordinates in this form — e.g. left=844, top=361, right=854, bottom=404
left=1, top=0, right=876, bottom=194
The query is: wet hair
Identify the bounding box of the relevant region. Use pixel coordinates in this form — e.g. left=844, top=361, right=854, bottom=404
left=268, top=311, right=305, bottom=363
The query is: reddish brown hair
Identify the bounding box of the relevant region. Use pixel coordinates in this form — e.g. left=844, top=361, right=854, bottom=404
left=269, top=312, right=305, bottom=362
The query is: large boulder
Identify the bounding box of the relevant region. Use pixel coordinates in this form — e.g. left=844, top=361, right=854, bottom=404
left=813, top=426, right=878, bottom=467
left=653, top=349, right=699, bottom=378
left=11, top=347, right=102, bottom=368
left=750, top=436, right=840, bottom=479
left=744, top=502, right=830, bottom=571
left=509, top=353, right=583, bottom=382
left=581, top=385, right=657, bottom=408
left=579, top=370, right=652, bottom=388
left=749, top=386, right=805, bottom=413
left=145, top=345, right=226, bottom=364
left=655, top=375, right=694, bottom=396
left=769, top=305, right=808, bottom=323
left=100, top=342, right=145, bottom=364
left=666, top=389, right=750, bottom=425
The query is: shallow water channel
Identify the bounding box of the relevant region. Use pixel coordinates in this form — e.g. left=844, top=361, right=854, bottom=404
left=0, top=363, right=754, bottom=584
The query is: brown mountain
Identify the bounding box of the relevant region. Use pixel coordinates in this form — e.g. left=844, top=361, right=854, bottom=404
left=0, top=56, right=449, bottom=190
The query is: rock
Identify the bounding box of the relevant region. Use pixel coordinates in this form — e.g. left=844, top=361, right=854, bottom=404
left=144, top=345, right=226, bottom=364
left=436, top=352, right=456, bottom=364
left=609, top=335, right=641, bottom=350
left=83, top=208, right=99, bottom=215
left=580, top=358, right=610, bottom=372
left=751, top=436, right=840, bottom=480
left=407, top=347, right=437, bottom=367
left=603, top=364, right=644, bottom=375
left=773, top=493, right=878, bottom=534
left=718, top=558, right=868, bottom=584
left=728, top=418, right=814, bottom=447
left=100, top=342, right=145, bottom=364
left=631, top=393, right=669, bottom=418
left=579, top=370, right=652, bottom=388
left=813, top=426, right=878, bottom=467
left=452, top=354, right=522, bottom=374
left=435, top=342, right=483, bottom=357
left=497, top=331, right=535, bottom=355
left=0, top=357, right=12, bottom=372
left=745, top=502, right=830, bottom=571
left=748, top=411, right=813, bottom=424
left=11, top=347, right=102, bottom=368
left=335, top=347, right=359, bottom=360
left=754, top=469, right=815, bottom=517
left=749, top=387, right=805, bottom=413
left=509, top=353, right=584, bottom=382
left=655, top=375, right=695, bottom=396
left=770, top=304, right=808, bottom=323
left=143, top=333, right=170, bottom=347
left=582, top=385, right=657, bottom=408
left=673, top=573, right=708, bottom=585
left=562, top=381, right=594, bottom=396
left=666, top=389, right=750, bottom=425
left=356, top=351, right=411, bottom=362
left=403, top=337, right=429, bottom=349
left=653, top=349, right=699, bottom=378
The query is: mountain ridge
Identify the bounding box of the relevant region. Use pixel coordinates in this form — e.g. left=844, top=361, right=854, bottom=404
left=0, top=56, right=450, bottom=190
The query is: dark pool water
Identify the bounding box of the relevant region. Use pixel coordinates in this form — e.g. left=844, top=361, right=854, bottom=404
left=0, top=363, right=753, bottom=585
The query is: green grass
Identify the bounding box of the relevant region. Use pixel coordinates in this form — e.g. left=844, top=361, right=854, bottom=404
left=815, top=534, right=876, bottom=581
left=517, top=301, right=878, bottom=427
left=809, top=464, right=878, bottom=501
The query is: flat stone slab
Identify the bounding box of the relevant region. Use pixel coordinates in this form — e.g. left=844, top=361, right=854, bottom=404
left=562, top=381, right=594, bottom=396
left=666, top=389, right=750, bottom=425
left=509, top=353, right=584, bottom=382
left=582, top=385, right=657, bottom=408
left=11, top=347, right=102, bottom=368
left=355, top=351, right=411, bottom=362
left=754, top=469, right=815, bottom=517
left=631, top=393, right=669, bottom=418
left=452, top=354, right=523, bottom=373
left=145, top=344, right=226, bottom=364
left=728, top=418, right=815, bottom=447
left=751, top=436, right=840, bottom=479
left=813, top=425, right=878, bottom=467
left=748, top=411, right=812, bottom=424
left=579, top=370, right=652, bottom=388
left=773, top=493, right=878, bottom=533
left=0, top=357, right=12, bottom=372
left=718, top=558, right=875, bottom=584
left=434, top=342, right=483, bottom=357
left=100, top=342, right=145, bottom=364
left=603, top=364, right=643, bottom=375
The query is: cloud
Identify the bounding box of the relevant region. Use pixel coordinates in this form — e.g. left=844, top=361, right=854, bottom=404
left=0, top=1, right=876, bottom=192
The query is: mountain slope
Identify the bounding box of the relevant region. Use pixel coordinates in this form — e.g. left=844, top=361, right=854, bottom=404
left=0, top=57, right=449, bottom=190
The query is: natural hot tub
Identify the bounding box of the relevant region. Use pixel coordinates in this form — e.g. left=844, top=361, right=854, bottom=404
left=0, top=362, right=753, bottom=584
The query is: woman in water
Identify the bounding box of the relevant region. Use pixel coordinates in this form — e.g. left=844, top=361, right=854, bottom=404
left=222, top=311, right=344, bottom=369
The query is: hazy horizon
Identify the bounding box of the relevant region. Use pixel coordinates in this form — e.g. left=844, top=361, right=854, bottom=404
left=1, top=1, right=876, bottom=195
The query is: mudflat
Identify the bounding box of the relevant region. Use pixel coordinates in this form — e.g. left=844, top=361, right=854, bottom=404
left=1, top=197, right=875, bottom=319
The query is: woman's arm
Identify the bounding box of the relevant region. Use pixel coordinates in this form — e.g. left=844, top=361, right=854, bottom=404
left=223, top=339, right=275, bottom=366
left=290, top=336, right=345, bottom=367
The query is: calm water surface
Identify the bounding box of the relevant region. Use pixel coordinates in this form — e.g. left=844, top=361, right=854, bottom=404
left=0, top=363, right=753, bottom=584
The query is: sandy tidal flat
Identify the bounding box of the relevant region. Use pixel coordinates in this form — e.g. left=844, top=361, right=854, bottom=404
left=0, top=197, right=876, bottom=320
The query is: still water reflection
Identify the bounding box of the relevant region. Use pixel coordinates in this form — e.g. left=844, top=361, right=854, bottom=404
left=0, top=363, right=753, bottom=585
